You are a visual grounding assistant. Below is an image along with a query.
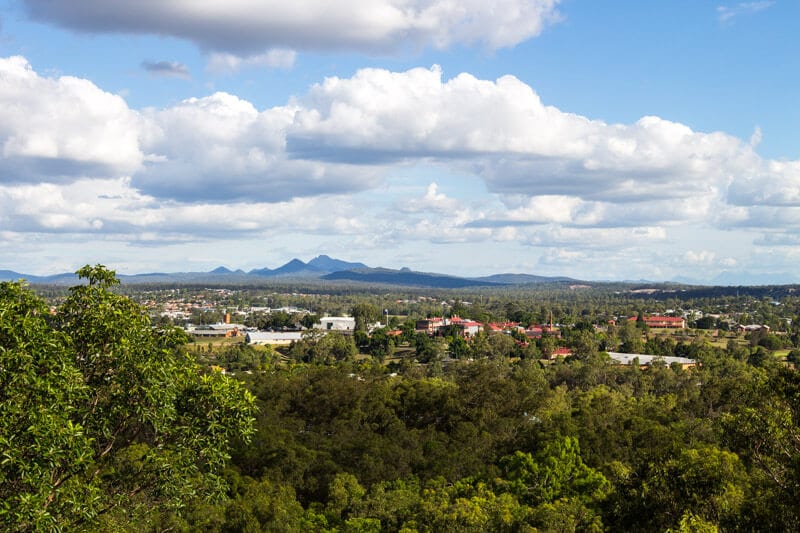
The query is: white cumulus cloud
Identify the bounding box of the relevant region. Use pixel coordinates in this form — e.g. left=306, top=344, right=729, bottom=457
left=136, top=92, right=380, bottom=201
left=289, top=66, right=760, bottom=205
left=400, top=182, right=462, bottom=213
left=22, top=0, right=562, bottom=54
left=0, top=56, right=143, bottom=181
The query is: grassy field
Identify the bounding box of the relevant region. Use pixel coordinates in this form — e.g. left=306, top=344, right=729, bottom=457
left=188, top=335, right=243, bottom=348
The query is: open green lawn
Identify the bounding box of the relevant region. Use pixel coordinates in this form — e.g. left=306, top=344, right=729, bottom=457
left=188, top=335, right=243, bottom=347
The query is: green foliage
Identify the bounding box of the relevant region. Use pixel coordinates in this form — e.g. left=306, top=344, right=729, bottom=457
left=642, top=445, right=746, bottom=528
left=366, top=328, right=394, bottom=361
left=758, top=333, right=785, bottom=350
left=499, top=437, right=610, bottom=506
left=289, top=330, right=357, bottom=363
left=447, top=335, right=469, bottom=359
left=568, top=328, right=599, bottom=359
left=351, top=303, right=381, bottom=332
left=618, top=320, right=644, bottom=353
left=666, top=512, right=719, bottom=533
left=694, top=316, right=717, bottom=329
left=414, top=333, right=446, bottom=363
left=720, top=368, right=800, bottom=529
left=747, top=346, right=772, bottom=367
left=469, top=331, right=519, bottom=360
left=326, top=473, right=367, bottom=523
left=0, top=266, right=255, bottom=531
left=0, top=281, right=96, bottom=530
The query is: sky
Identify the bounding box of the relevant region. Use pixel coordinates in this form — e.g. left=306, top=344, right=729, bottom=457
left=0, top=0, right=799, bottom=284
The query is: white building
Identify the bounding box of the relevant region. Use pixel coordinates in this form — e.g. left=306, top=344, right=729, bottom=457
left=314, top=316, right=356, bottom=332
left=606, top=352, right=697, bottom=369
left=186, top=323, right=244, bottom=337
left=245, top=331, right=303, bottom=345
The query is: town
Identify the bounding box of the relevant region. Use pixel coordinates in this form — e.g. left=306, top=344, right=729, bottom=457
left=117, top=283, right=799, bottom=375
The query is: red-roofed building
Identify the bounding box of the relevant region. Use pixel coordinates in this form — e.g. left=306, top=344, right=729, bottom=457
left=416, top=316, right=485, bottom=337
left=526, top=324, right=561, bottom=339
left=459, top=321, right=483, bottom=337
left=627, top=316, right=686, bottom=329
left=416, top=317, right=445, bottom=334
left=487, top=322, right=521, bottom=333
left=552, top=347, right=573, bottom=357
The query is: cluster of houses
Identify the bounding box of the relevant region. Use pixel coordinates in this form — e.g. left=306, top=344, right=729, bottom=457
left=188, top=312, right=726, bottom=370
left=414, top=316, right=561, bottom=339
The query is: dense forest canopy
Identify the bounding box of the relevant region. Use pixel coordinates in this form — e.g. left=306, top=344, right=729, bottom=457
left=3, top=270, right=800, bottom=531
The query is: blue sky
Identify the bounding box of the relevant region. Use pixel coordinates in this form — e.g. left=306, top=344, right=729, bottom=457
left=0, top=0, right=798, bottom=284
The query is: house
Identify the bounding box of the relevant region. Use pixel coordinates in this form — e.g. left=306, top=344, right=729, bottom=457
left=245, top=331, right=303, bottom=346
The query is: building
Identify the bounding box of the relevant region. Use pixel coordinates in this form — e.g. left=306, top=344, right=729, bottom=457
left=627, top=316, right=686, bottom=329
left=606, top=352, right=697, bottom=369
left=552, top=347, right=573, bottom=358
left=245, top=331, right=303, bottom=345
left=526, top=324, right=561, bottom=339
left=447, top=316, right=484, bottom=337
left=487, top=322, right=522, bottom=333
left=738, top=324, right=770, bottom=333
left=416, top=317, right=445, bottom=335
left=186, top=323, right=243, bottom=338
left=314, top=316, right=356, bottom=332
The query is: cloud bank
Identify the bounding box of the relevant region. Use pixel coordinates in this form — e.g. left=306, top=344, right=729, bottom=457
left=22, top=0, right=562, bottom=54
left=2, top=55, right=800, bottom=278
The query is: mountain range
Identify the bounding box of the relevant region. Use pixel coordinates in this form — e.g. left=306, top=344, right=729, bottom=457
left=0, top=255, right=577, bottom=288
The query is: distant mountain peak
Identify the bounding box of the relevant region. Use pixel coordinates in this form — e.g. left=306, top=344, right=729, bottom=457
left=322, top=266, right=501, bottom=288
left=210, top=266, right=233, bottom=274
left=307, top=255, right=368, bottom=273
left=248, top=266, right=273, bottom=276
